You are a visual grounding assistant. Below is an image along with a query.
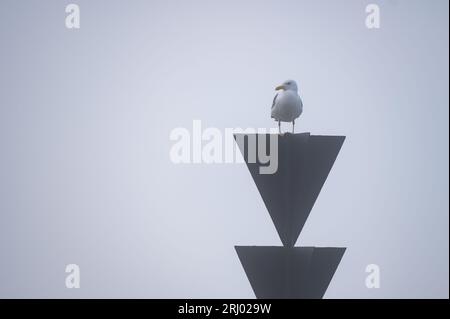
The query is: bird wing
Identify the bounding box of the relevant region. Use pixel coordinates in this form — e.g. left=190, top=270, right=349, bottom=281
left=271, top=93, right=278, bottom=110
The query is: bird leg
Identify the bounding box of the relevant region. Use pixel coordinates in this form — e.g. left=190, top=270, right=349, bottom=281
left=292, top=120, right=295, bottom=134
left=278, top=121, right=281, bottom=134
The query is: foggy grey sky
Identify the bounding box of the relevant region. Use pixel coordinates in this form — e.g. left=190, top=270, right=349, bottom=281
left=0, top=0, right=448, bottom=298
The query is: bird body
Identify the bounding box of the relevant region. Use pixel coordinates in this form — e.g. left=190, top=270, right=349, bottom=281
left=271, top=80, right=303, bottom=133
left=271, top=90, right=302, bottom=122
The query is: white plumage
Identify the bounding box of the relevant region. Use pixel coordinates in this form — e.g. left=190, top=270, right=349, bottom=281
left=271, top=80, right=303, bottom=134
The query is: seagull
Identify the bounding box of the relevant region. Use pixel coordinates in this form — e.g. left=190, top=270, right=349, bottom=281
left=271, top=80, right=303, bottom=134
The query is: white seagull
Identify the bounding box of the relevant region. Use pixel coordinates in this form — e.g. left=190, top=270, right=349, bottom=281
left=271, top=80, right=303, bottom=134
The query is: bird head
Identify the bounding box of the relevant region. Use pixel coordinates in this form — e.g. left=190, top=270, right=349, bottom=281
left=275, top=80, right=298, bottom=92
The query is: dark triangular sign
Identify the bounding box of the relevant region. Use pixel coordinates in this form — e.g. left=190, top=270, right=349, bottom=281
left=235, top=246, right=345, bottom=299
left=235, top=133, right=345, bottom=246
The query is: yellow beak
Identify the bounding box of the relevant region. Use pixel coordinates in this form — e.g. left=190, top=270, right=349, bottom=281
left=275, top=84, right=285, bottom=91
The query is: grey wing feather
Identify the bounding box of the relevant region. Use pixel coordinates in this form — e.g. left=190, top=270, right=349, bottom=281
left=271, top=93, right=278, bottom=109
